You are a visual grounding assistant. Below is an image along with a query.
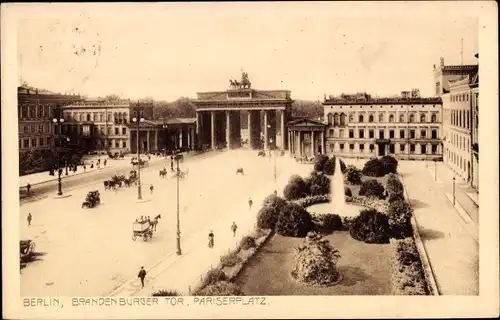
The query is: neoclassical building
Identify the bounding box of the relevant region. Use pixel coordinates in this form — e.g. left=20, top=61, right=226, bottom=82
left=323, top=91, right=443, bottom=160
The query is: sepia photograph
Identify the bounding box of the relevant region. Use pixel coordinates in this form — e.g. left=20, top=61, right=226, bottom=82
left=2, top=2, right=498, bottom=319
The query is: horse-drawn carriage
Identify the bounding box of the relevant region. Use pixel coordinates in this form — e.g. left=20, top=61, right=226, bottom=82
left=20, top=239, right=36, bottom=261
left=257, top=150, right=266, bottom=157
left=132, top=215, right=160, bottom=241
left=82, top=190, right=101, bottom=208
left=172, top=169, right=189, bottom=179
left=131, top=157, right=148, bottom=167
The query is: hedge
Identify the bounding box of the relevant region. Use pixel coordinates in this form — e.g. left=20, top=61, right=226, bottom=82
left=390, top=238, right=429, bottom=295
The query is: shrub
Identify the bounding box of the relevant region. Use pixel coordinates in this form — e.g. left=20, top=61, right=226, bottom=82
left=151, top=289, right=180, bottom=296
left=307, top=171, right=330, bottom=196
left=386, top=173, right=404, bottom=199
left=344, top=186, right=352, bottom=197
left=362, top=158, right=386, bottom=177
left=380, top=155, right=398, bottom=174
left=344, top=165, right=362, bottom=185
left=283, top=175, right=308, bottom=200
left=257, top=194, right=287, bottom=230
left=202, top=268, right=226, bottom=286
left=322, top=213, right=343, bottom=232
left=220, top=251, right=242, bottom=267
left=276, top=202, right=313, bottom=237
left=359, top=179, right=386, bottom=199
left=387, top=199, right=414, bottom=238
left=390, top=238, right=429, bottom=295
left=313, top=154, right=329, bottom=172
left=323, top=157, right=336, bottom=175
left=388, top=193, right=405, bottom=203
left=240, top=236, right=256, bottom=250
left=339, top=158, right=347, bottom=174
left=194, top=281, right=243, bottom=296
left=295, top=194, right=330, bottom=208
left=349, top=209, right=390, bottom=244
left=262, top=194, right=287, bottom=209
left=291, top=231, right=341, bottom=285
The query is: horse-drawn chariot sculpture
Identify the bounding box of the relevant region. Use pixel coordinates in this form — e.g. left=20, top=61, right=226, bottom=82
left=82, top=190, right=101, bottom=208
left=20, top=239, right=36, bottom=261
left=229, top=70, right=252, bottom=89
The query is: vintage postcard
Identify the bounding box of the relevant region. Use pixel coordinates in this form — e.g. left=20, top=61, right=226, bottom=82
left=2, top=1, right=499, bottom=319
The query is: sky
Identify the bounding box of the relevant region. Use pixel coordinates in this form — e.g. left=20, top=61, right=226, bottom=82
left=17, top=3, right=479, bottom=101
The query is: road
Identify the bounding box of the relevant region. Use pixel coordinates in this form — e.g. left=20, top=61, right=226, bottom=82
left=20, top=149, right=296, bottom=296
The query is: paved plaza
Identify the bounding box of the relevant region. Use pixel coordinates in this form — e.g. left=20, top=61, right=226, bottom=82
left=19, top=150, right=308, bottom=296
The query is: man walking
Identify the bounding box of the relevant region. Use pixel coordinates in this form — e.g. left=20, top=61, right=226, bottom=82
left=27, top=213, right=32, bottom=227
left=231, top=222, right=238, bottom=237
left=150, top=184, right=154, bottom=194
left=248, top=197, right=253, bottom=210
left=138, top=266, right=147, bottom=288
left=26, top=183, right=31, bottom=195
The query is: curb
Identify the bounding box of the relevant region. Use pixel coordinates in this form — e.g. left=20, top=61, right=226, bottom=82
left=19, top=166, right=115, bottom=188
left=398, top=174, right=440, bottom=296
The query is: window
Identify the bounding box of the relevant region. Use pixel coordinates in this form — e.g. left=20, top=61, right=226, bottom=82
left=389, top=130, right=395, bottom=139
left=378, top=113, right=384, bottom=122
left=123, top=141, right=127, bottom=148
left=369, top=144, right=374, bottom=150
left=359, top=129, right=364, bottom=138
left=19, top=139, right=21, bottom=149
left=409, top=114, right=415, bottom=122
left=31, top=138, right=37, bottom=148
left=431, top=130, right=437, bottom=139
left=349, top=130, right=354, bottom=138
left=432, top=145, right=437, bottom=154
left=389, top=115, right=394, bottom=123
left=108, top=127, right=112, bottom=135
left=379, top=130, right=384, bottom=139
left=359, top=115, right=364, bottom=123
left=46, top=137, right=51, bottom=145
left=333, top=114, right=340, bottom=126
left=24, top=126, right=29, bottom=134
left=360, top=144, right=365, bottom=151
left=115, top=127, right=119, bottom=135
left=349, top=114, right=354, bottom=122
left=24, top=139, right=29, bottom=148
left=29, top=107, right=36, bottom=118
left=400, top=129, right=405, bottom=139
left=369, top=130, right=374, bottom=138
left=349, top=144, right=354, bottom=150
left=107, top=114, right=112, bottom=122
left=39, top=137, right=44, bottom=146
left=329, top=143, right=334, bottom=152
left=420, top=129, right=426, bottom=138
left=339, top=129, right=344, bottom=138
left=410, top=144, right=415, bottom=154
left=38, top=106, right=43, bottom=118
left=369, top=115, right=374, bottom=122
left=115, top=140, right=119, bottom=148
left=431, top=114, right=437, bottom=123
left=87, top=114, right=91, bottom=121
left=327, top=113, right=333, bottom=125
left=400, top=144, right=405, bottom=152
left=340, top=114, right=346, bottom=125
left=421, top=144, right=427, bottom=154
left=420, top=114, right=426, bottom=122
left=410, top=130, right=415, bottom=139
left=339, top=143, right=344, bottom=150
left=122, top=127, right=127, bottom=135
left=21, top=106, right=28, bottom=118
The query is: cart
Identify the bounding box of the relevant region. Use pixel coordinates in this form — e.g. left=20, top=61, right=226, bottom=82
left=132, top=221, right=153, bottom=241
left=20, top=240, right=36, bottom=261
left=82, top=190, right=101, bottom=208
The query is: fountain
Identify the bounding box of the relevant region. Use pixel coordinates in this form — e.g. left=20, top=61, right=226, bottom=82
left=330, top=157, right=346, bottom=213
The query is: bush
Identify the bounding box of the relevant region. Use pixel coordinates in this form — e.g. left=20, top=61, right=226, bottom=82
left=349, top=209, right=390, bottom=244
left=291, top=232, right=341, bottom=285
left=388, top=193, right=405, bottom=203
left=295, top=194, right=330, bottom=208
left=359, top=179, right=386, bottom=199
left=344, top=186, right=352, bottom=197
left=202, top=268, right=226, bottom=287
left=386, top=173, right=404, bottom=199
left=322, top=214, right=343, bottom=232
left=390, top=238, right=429, bottom=295
left=257, top=194, right=288, bottom=230
left=380, top=155, right=398, bottom=174
left=362, top=158, right=386, bottom=177
left=306, top=171, right=330, bottom=196
left=220, top=251, right=242, bottom=267
left=339, top=158, right=347, bottom=174
left=194, top=281, right=243, bottom=296
left=313, top=154, right=329, bottom=172
left=283, top=175, right=308, bottom=200
left=344, top=165, right=362, bottom=185
left=240, top=236, right=257, bottom=250
left=151, top=289, right=180, bottom=296
left=387, top=199, right=414, bottom=238
left=276, top=202, right=313, bottom=237
left=323, top=157, right=336, bottom=175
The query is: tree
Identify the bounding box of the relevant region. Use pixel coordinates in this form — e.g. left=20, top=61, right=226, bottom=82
left=349, top=209, right=390, bottom=244
left=359, top=179, right=386, bottom=199
left=276, top=202, right=313, bottom=237
left=283, top=175, right=308, bottom=200
left=344, top=165, right=362, bottom=185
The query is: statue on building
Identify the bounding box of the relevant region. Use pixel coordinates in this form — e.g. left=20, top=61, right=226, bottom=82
left=229, top=70, right=251, bottom=89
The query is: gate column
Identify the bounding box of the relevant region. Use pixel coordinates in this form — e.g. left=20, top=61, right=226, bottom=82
left=211, top=111, right=216, bottom=150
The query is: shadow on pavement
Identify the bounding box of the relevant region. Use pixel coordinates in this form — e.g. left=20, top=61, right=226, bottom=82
left=337, top=265, right=370, bottom=287
left=409, top=198, right=429, bottom=209
left=418, top=227, right=446, bottom=241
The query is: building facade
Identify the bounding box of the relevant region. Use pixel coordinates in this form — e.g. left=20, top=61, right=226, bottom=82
left=61, top=98, right=132, bottom=155
left=287, top=118, right=326, bottom=158
left=18, top=85, right=81, bottom=154
left=323, top=91, right=443, bottom=160
left=438, top=55, right=479, bottom=189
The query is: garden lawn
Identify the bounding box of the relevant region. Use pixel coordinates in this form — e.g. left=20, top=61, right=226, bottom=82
left=234, top=231, right=393, bottom=295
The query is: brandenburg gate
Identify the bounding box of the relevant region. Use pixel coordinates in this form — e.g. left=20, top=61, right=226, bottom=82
left=193, top=72, right=293, bottom=151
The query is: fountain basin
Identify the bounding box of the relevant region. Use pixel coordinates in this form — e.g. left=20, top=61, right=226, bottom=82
left=306, top=202, right=365, bottom=218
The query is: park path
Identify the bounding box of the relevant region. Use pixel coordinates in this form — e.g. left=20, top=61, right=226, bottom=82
left=399, top=161, right=479, bottom=295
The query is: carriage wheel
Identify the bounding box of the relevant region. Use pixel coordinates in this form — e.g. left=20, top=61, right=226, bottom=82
left=132, top=233, right=137, bottom=241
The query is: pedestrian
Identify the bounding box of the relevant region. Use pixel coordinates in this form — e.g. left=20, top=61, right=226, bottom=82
left=150, top=184, right=154, bottom=194
left=83, top=165, right=87, bottom=172
left=248, top=197, right=253, bottom=210
left=90, top=163, right=94, bottom=169
left=27, top=213, right=32, bottom=226
left=208, top=230, right=215, bottom=248
left=26, top=183, right=31, bottom=195
left=137, top=266, right=147, bottom=288
left=231, top=222, right=238, bottom=237
left=104, top=159, right=107, bottom=166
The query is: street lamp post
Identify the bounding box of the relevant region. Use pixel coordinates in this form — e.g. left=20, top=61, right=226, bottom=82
left=132, top=114, right=145, bottom=200
left=434, top=159, right=437, bottom=181
left=175, top=152, right=182, bottom=255
left=52, top=116, right=65, bottom=196
left=452, top=177, right=456, bottom=205
left=269, top=134, right=277, bottom=194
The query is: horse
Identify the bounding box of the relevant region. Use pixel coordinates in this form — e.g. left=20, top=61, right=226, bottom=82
left=124, top=179, right=131, bottom=187
left=159, top=169, right=167, bottom=178
left=104, top=180, right=109, bottom=190
left=150, top=214, right=161, bottom=231
left=236, top=167, right=244, bottom=175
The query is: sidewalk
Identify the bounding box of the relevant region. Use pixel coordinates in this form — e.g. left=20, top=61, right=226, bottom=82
left=424, top=161, right=479, bottom=224
left=400, top=161, right=479, bottom=295
left=107, top=157, right=306, bottom=296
